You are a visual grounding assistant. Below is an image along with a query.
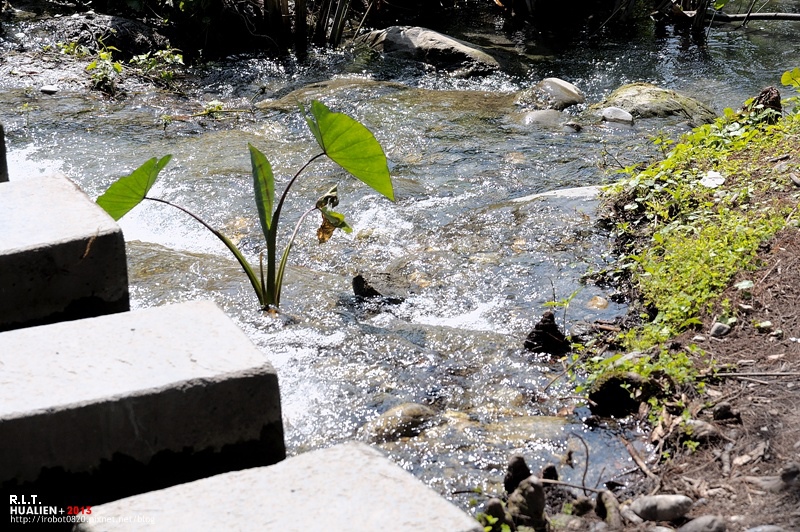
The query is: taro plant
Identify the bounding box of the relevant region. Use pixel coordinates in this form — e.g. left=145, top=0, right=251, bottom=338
left=97, top=100, right=394, bottom=310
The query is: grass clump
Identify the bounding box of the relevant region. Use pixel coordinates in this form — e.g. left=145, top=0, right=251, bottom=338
left=578, top=72, right=800, bottom=413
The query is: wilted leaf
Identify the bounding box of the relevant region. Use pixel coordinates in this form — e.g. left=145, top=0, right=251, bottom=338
left=317, top=216, right=336, bottom=244
left=96, top=155, right=172, bottom=220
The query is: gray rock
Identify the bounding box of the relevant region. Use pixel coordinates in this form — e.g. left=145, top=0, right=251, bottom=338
left=596, top=83, right=717, bottom=124
left=745, top=526, right=785, bottom=532
left=357, top=26, right=499, bottom=73
left=361, top=403, right=436, bottom=443
left=601, top=106, right=634, bottom=125
left=507, top=476, right=547, bottom=530
left=535, top=78, right=586, bottom=110
left=678, top=515, right=726, bottom=532
left=629, top=494, right=693, bottom=522
left=709, top=322, right=731, bottom=337
left=40, top=85, right=60, bottom=95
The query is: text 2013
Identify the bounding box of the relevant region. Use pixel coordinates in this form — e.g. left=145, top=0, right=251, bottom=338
left=67, top=506, right=92, bottom=515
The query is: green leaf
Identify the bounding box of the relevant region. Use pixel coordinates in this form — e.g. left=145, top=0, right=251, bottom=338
left=781, top=67, right=800, bottom=88
left=249, top=144, right=275, bottom=234
left=305, top=100, right=394, bottom=201
left=96, top=155, right=172, bottom=220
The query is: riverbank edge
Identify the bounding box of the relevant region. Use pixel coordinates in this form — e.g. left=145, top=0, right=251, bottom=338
left=571, top=78, right=800, bottom=528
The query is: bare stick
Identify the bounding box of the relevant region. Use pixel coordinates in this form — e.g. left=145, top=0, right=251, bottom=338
left=539, top=478, right=604, bottom=494
left=712, top=372, right=800, bottom=378
left=621, top=436, right=659, bottom=484
left=570, top=432, right=591, bottom=496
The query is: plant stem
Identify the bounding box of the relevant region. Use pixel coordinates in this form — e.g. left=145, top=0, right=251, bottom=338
left=145, top=196, right=264, bottom=306
left=266, top=152, right=326, bottom=308
left=275, top=206, right=318, bottom=307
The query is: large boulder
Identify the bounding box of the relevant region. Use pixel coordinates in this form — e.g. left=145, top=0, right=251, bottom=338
left=357, top=26, right=500, bottom=74
left=596, top=83, right=717, bottom=124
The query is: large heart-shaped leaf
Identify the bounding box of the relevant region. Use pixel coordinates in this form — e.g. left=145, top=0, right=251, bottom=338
left=249, top=144, right=275, bottom=236
left=96, top=155, right=172, bottom=220
left=305, top=100, right=394, bottom=201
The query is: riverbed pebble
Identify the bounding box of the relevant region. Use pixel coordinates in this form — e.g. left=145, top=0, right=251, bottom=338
left=629, top=494, right=693, bottom=521
left=40, top=85, right=60, bottom=95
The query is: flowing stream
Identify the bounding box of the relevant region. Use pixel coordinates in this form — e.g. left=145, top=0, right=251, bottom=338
left=2, top=1, right=800, bottom=511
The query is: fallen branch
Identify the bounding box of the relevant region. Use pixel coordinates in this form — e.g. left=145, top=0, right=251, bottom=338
left=712, top=372, right=800, bottom=378
left=708, top=11, right=800, bottom=22
left=621, top=436, right=661, bottom=493
left=539, top=478, right=604, bottom=494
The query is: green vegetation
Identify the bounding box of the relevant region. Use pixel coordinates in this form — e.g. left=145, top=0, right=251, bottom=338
left=578, top=69, right=800, bottom=411
left=129, top=49, right=184, bottom=83
left=85, top=44, right=123, bottom=95
left=97, top=100, right=394, bottom=310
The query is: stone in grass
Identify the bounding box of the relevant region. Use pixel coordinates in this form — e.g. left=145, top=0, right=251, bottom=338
left=709, top=322, right=731, bottom=337
left=629, top=494, right=692, bottom=522
left=507, top=476, right=547, bottom=531
left=678, top=515, right=726, bottom=532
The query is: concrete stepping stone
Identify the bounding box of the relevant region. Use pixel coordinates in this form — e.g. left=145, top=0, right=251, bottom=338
left=0, top=300, right=284, bottom=505
left=0, top=174, right=128, bottom=331
left=74, top=441, right=483, bottom=532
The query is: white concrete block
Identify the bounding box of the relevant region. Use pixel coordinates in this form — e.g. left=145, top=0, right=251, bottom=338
left=0, top=174, right=129, bottom=330
left=75, top=442, right=483, bottom=532
left=0, top=300, right=284, bottom=500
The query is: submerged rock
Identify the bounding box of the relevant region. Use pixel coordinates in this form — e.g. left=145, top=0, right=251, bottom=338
left=596, top=83, right=717, bottom=124
left=352, top=273, right=406, bottom=304
left=523, top=311, right=571, bottom=355
left=357, top=26, right=500, bottom=74
left=361, top=403, right=436, bottom=443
